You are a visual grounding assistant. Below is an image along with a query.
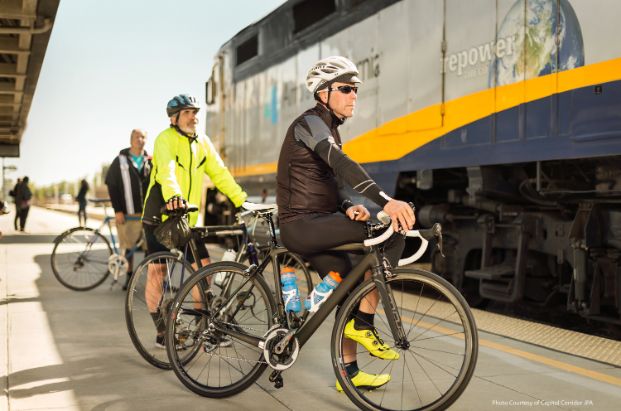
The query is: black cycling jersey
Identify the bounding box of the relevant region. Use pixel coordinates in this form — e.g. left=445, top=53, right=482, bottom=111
left=277, top=103, right=401, bottom=280
left=277, top=104, right=390, bottom=224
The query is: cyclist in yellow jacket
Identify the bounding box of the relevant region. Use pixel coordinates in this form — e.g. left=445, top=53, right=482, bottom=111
left=142, top=93, right=247, bottom=348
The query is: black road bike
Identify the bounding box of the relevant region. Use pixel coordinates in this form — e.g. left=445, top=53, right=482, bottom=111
left=166, top=203, right=478, bottom=410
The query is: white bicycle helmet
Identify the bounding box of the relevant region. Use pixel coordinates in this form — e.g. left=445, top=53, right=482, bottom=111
left=306, top=56, right=361, bottom=94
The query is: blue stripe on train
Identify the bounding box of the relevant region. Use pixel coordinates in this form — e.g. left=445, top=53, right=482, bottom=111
left=365, top=78, right=621, bottom=196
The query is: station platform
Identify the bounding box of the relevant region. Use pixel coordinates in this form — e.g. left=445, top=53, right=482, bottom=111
left=1, top=207, right=620, bottom=410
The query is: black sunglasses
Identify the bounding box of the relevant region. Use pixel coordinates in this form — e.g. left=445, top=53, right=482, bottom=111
left=329, top=85, right=358, bottom=94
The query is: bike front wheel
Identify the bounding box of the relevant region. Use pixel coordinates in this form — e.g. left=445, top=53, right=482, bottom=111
left=51, top=227, right=112, bottom=291
left=331, top=268, right=478, bottom=411
left=167, top=261, right=275, bottom=398
left=125, top=251, right=196, bottom=369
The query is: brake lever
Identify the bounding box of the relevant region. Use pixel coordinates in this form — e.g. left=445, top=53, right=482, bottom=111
left=432, top=223, right=445, bottom=257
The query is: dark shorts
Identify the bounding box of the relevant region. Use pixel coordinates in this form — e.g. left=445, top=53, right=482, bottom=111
left=143, top=223, right=210, bottom=263
left=279, top=213, right=404, bottom=279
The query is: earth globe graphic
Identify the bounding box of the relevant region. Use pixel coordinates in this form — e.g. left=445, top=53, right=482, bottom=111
left=490, top=0, right=584, bottom=87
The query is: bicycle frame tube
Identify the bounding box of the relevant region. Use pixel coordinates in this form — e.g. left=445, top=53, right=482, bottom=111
left=372, top=264, right=408, bottom=347
left=102, top=217, right=120, bottom=254
left=237, top=224, right=252, bottom=264
left=295, top=253, right=375, bottom=347
left=269, top=247, right=293, bottom=317
left=187, top=239, right=204, bottom=269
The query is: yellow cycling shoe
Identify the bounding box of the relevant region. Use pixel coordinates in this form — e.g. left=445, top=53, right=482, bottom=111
left=344, top=319, right=400, bottom=360
left=336, top=370, right=391, bottom=392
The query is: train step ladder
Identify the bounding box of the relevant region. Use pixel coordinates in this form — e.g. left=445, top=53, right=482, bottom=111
left=465, top=263, right=514, bottom=281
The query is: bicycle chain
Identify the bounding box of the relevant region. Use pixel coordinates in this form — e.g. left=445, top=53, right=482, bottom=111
left=191, top=317, right=281, bottom=366
left=190, top=319, right=269, bottom=365
left=202, top=350, right=267, bottom=365
left=207, top=318, right=272, bottom=336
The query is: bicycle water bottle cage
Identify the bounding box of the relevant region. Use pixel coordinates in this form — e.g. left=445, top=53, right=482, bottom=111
left=305, top=288, right=334, bottom=313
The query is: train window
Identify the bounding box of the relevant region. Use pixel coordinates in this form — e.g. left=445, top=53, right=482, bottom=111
left=236, top=35, right=258, bottom=66
left=293, top=0, right=337, bottom=34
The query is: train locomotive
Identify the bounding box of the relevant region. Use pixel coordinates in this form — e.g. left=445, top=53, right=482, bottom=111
left=204, top=0, right=621, bottom=325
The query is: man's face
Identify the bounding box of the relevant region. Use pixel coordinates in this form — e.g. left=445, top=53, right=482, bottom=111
left=319, top=81, right=358, bottom=119
left=173, top=108, right=199, bottom=134
left=130, top=130, right=146, bottom=151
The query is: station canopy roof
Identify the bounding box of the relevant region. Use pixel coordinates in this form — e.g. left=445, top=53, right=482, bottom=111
left=0, top=0, right=59, bottom=157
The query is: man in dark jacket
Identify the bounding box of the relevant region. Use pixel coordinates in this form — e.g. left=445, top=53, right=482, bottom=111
left=105, top=129, right=152, bottom=289
left=276, top=56, right=415, bottom=392
left=15, top=176, right=32, bottom=232
left=9, top=178, right=21, bottom=230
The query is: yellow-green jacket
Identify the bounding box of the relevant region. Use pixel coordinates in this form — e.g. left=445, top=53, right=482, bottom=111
left=142, top=127, right=247, bottom=226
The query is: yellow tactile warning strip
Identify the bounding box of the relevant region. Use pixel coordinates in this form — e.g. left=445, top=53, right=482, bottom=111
left=389, top=267, right=621, bottom=367
left=400, top=314, right=621, bottom=389
left=478, top=339, right=621, bottom=388
left=470, top=307, right=621, bottom=367
left=386, top=284, right=621, bottom=388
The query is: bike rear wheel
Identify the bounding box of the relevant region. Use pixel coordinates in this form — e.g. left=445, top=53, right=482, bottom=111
left=331, top=268, right=478, bottom=411
left=125, top=251, right=197, bottom=369
left=51, top=227, right=112, bottom=291
left=167, top=261, right=275, bottom=398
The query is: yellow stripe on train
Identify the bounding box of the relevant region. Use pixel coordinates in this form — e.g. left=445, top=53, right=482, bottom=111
left=230, top=57, right=621, bottom=177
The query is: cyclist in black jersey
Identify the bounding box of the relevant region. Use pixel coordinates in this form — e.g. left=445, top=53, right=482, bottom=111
left=276, top=56, right=415, bottom=391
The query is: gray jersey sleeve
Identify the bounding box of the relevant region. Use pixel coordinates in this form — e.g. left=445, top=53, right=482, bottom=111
left=293, top=115, right=390, bottom=208
left=294, top=115, right=335, bottom=150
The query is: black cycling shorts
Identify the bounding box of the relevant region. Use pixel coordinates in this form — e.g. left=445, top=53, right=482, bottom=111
left=143, top=223, right=210, bottom=263
left=279, top=213, right=404, bottom=279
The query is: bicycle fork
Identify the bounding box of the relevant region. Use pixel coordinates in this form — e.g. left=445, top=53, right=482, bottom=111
left=372, top=266, right=409, bottom=350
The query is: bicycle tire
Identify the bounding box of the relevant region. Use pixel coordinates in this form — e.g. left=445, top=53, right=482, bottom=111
left=331, top=268, right=478, bottom=411
left=125, top=251, right=198, bottom=369
left=51, top=227, right=112, bottom=291
left=167, top=261, right=276, bottom=398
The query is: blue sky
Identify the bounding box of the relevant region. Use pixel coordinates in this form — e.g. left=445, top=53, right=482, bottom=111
left=7, top=0, right=285, bottom=186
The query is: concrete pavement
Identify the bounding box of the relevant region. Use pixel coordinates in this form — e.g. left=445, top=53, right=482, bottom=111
left=1, top=207, right=621, bottom=410
left=0, top=207, right=358, bottom=411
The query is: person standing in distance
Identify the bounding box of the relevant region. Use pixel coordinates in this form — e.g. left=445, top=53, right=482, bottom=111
left=141, top=94, right=247, bottom=348
left=276, top=56, right=415, bottom=391
left=9, top=177, right=21, bottom=231
left=105, top=129, right=152, bottom=290
left=15, top=176, right=32, bottom=232
left=75, top=179, right=89, bottom=226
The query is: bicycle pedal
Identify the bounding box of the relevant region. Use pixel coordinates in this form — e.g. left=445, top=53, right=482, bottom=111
left=203, top=341, right=217, bottom=353
left=269, top=371, right=284, bottom=389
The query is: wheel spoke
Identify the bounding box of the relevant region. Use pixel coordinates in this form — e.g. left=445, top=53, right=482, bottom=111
left=332, top=268, right=478, bottom=411
left=167, top=262, right=273, bottom=396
